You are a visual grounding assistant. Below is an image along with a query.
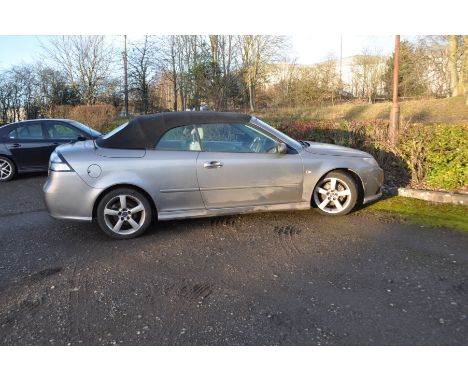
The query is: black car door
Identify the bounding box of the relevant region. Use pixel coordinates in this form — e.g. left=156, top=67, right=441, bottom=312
left=6, top=121, right=52, bottom=170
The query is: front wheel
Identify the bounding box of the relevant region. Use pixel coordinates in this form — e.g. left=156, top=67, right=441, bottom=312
left=0, top=157, right=16, bottom=182
left=96, top=188, right=153, bottom=239
left=313, top=171, right=358, bottom=216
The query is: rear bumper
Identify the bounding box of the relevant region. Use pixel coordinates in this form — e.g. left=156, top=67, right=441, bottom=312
left=43, top=171, right=101, bottom=221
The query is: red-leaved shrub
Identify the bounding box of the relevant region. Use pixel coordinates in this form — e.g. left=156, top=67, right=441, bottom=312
left=49, top=104, right=117, bottom=131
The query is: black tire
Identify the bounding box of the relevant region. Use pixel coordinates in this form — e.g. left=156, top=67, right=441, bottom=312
left=312, top=171, right=358, bottom=216
left=0, top=156, right=16, bottom=182
left=96, top=187, right=153, bottom=239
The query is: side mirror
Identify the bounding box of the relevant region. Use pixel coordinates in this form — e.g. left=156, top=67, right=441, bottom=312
left=276, top=142, right=288, bottom=154
left=76, top=135, right=87, bottom=141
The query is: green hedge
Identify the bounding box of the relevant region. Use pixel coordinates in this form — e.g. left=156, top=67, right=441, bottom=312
left=264, top=118, right=467, bottom=192
left=401, top=124, right=467, bottom=189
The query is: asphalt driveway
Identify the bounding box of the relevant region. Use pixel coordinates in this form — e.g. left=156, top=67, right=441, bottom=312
left=0, top=174, right=467, bottom=345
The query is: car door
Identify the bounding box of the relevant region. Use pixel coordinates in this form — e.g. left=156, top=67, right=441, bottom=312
left=195, top=122, right=304, bottom=209
left=44, top=121, right=83, bottom=151
left=6, top=121, right=51, bottom=170
left=145, top=125, right=205, bottom=213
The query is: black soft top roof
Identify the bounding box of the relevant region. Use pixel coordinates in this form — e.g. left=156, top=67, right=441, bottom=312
left=97, top=111, right=252, bottom=149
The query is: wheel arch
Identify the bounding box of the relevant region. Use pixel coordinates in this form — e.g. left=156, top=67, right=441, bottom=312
left=311, top=168, right=365, bottom=206
left=92, top=183, right=158, bottom=220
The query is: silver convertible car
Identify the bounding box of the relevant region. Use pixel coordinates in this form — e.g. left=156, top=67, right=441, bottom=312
left=43, top=112, right=383, bottom=239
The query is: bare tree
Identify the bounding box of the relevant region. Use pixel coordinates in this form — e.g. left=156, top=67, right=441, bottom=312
left=36, top=64, right=77, bottom=116
left=464, top=36, right=468, bottom=105
left=351, top=50, right=386, bottom=103
left=128, top=36, right=158, bottom=114
left=415, top=36, right=450, bottom=97
left=42, top=36, right=114, bottom=105
left=448, top=35, right=460, bottom=97
left=316, top=55, right=340, bottom=104
left=0, top=71, right=13, bottom=124
left=206, top=35, right=238, bottom=110
left=158, top=36, right=182, bottom=111
left=0, top=64, right=75, bottom=124
left=237, top=35, right=289, bottom=111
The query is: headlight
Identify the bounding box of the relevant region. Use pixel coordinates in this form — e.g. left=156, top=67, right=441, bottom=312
left=362, top=156, right=378, bottom=166
left=49, top=152, right=72, bottom=172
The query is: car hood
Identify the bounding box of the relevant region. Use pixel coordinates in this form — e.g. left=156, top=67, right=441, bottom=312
left=302, top=141, right=371, bottom=158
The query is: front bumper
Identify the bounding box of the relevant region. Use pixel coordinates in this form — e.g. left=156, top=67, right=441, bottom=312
left=43, top=171, right=102, bottom=221
left=362, top=167, right=384, bottom=204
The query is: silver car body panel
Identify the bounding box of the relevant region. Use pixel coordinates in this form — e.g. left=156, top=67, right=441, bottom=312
left=157, top=201, right=312, bottom=221
left=196, top=151, right=303, bottom=209
left=43, top=170, right=100, bottom=221
left=43, top=116, right=384, bottom=221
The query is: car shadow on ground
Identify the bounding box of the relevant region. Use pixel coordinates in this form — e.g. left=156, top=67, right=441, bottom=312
left=11, top=171, right=48, bottom=181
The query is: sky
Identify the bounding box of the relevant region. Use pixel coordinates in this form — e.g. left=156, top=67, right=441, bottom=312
left=0, top=35, right=411, bottom=70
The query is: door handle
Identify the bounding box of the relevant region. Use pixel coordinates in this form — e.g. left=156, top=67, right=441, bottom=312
left=10, top=143, right=21, bottom=148
left=203, top=161, right=223, bottom=169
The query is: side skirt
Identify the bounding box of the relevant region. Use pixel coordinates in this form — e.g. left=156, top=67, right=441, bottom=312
left=158, top=201, right=311, bottom=221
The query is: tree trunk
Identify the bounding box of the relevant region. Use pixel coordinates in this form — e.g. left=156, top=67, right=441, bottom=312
left=464, top=36, right=468, bottom=106
left=248, top=83, right=255, bottom=112
left=448, top=35, right=459, bottom=97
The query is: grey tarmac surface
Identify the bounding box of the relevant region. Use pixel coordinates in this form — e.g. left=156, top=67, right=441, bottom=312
left=0, top=173, right=467, bottom=345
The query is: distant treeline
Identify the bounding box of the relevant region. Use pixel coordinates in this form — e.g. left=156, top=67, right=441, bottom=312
left=0, top=35, right=466, bottom=124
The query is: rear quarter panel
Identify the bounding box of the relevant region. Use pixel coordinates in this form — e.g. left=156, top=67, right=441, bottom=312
left=62, top=146, right=205, bottom=213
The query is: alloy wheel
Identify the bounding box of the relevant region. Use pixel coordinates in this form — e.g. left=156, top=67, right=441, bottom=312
left=103, top=194, right=146, bottom=235
left=0, top=158, right=13, bottom=180
left=313, top=177, right=352, bottom=214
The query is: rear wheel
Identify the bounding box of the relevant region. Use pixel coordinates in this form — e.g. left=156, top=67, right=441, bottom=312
left=313, top=171, right=358, bottom=216
left=0, top=157, right=15, bottom=182
left=97, top=188, right=152, bottom=239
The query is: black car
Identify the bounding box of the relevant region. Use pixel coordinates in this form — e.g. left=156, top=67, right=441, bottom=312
left=0, top=119, right=101, bottom=182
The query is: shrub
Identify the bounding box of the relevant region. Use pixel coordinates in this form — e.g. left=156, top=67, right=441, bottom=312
left=69, top=105, right=117, bottom=131
left=424, top=125, right=467, bottom=189
left=265, top=117, right=467, bottom=192
left=49, top=104, right=117, bottom=131
left=400, top=124, right=468, bottom=189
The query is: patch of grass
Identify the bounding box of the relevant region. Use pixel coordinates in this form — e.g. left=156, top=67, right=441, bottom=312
left=364, top=196, right=468, bottom=232
left=261, top=96, right=468, bottom=124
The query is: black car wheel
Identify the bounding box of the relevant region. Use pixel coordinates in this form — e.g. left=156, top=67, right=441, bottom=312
left=0, top=157, right=16, bottom=182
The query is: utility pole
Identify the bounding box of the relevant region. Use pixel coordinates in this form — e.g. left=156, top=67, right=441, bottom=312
left=123, top=35, right=129, bottom=118
left=389, top=35, right=400, bottom=144
left=339, top=35, right=343, bottom=101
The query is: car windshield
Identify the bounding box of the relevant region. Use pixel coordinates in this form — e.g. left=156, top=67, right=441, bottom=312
left=68, top=120, right=102, bottom=138
left=251, top=117, right=302, bottom=151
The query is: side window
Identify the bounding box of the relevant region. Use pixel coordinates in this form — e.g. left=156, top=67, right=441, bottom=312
left=196, top=123, right=278, bottom=153
left=8, top=123, right=44, bottom=140
left=155, top=125, right=201, bottom=151
left=47, top=123, right=80, bottom=140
